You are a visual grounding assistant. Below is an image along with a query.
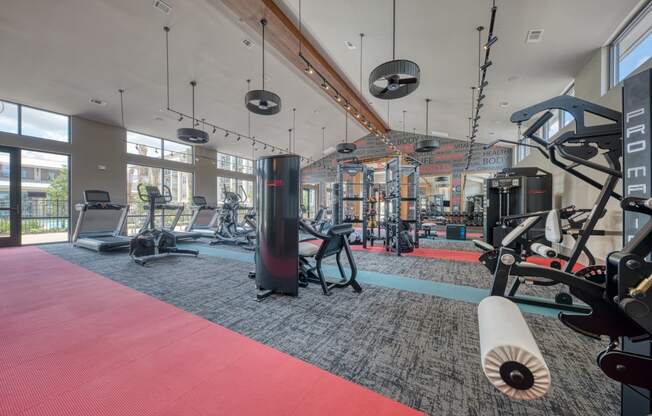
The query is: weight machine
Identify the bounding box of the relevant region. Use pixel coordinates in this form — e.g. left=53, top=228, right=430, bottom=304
left=384, top=157, right=420, bottom=255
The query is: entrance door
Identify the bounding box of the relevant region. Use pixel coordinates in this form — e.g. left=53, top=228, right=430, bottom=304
left=0, top=146, right=20, bottom=247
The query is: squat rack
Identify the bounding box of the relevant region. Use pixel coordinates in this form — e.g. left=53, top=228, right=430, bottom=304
left=384, top=156, right=420, bottom=255
left=336, top=163, right=375, bottom=248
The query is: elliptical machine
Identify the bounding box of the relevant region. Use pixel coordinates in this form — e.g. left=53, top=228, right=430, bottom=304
left=210, top=186, right=256, bottom=248
left=129, top=184, right=198, bottom=266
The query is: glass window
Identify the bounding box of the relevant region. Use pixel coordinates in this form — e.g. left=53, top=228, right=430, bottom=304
left=546, top=111, right=560, bottom=140
left=217, top=153, right=238, bottom=171
left=0, top=100, right=19, bottom=134
left=164, top=169, right=193, bottom=230
left=163, top=140, right=193, bottom=164
left=126, top=164, right=162, bottom=234
left=611, top=3, right=652, bottom=86
left=20, top=150, right=69, bottom=244
left=217, top=177, right=254, bottom=208
left=20, top=106, right=69, bottom=142
left=237, top=157, right=254, bottom=174
left=127, top=131, right=162, bottom=158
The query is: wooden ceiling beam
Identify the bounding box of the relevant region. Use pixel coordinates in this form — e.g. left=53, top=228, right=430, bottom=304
left=219, top=0, right=389, bottom=135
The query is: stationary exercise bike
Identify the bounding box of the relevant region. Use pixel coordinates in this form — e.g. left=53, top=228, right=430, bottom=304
left=129, top=184, right=198, bottom=266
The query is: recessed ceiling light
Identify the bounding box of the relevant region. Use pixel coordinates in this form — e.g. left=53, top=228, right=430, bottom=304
left=344, top=40, right=356, bottom=50
left=499, top=101, right=509, bottom=108
left=89, top=98, right=107, bottom=106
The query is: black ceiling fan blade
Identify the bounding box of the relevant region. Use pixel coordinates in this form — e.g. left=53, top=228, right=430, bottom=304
left=398, top=77, right=418, bottom=85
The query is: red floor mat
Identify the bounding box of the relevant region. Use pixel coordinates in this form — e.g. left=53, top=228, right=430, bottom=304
left=0, top=246, right=423, bottom=416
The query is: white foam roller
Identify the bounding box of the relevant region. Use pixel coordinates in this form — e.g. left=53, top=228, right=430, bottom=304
left=530, top=242, right=557, bottom=258
left=478, top=296, right=551, bottom=400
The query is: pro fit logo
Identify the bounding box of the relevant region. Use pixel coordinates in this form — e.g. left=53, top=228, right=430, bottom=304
left=266, top=179, right=284, bottom=188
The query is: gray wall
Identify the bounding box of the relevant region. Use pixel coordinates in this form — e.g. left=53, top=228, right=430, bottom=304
left=515, top=49, right=652, bottom=260
left=0, top=114, right=253, bottom=240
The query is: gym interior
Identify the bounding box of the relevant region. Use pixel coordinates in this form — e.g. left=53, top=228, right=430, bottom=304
left=1, top=1, right=652, bottom=415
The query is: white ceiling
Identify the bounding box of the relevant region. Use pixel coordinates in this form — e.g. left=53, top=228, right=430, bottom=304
left=0, top=0, right=640, bottom=162
left=0, top=0, right=365, bottom=161
left=280, top=0, right=640, bottom=142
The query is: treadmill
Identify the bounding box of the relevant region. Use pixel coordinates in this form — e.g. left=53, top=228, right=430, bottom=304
left=140, top=200, right=202, bottom=241
left=72, top=190, right=132, bottom=252
left=186, top=196, right=220, bottom=238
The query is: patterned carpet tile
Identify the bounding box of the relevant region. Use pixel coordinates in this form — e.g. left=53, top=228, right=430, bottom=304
left=41, top=244, right=619, bottom=416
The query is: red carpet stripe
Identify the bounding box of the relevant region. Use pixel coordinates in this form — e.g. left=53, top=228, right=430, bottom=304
left=0, top=246, right=423, bottom=416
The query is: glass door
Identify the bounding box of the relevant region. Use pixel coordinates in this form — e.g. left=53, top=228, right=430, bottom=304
left=0, top=146, right=20, bottom=247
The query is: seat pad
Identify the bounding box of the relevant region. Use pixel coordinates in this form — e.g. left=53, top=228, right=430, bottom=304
left=299, top=242, right=319, bottom=257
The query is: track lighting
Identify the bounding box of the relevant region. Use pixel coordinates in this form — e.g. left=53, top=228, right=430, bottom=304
left=212, top=126, right=217, bottom=134
left=178, top=115, right=183, bottom=122
left=264, top=144, right=267, bottom=150
left=476, top=103, right=484, bottom=109
left=225, top=131, right=229, bottom=137
left=480, top=61, right=492, bottom=71
left=484, top=36, right=498, bottom=49
left=335, top=95, right=342, bottom=102
left=480, top=80, right=488, bottom=88
left=321, top=80, right=329, bottom=90
left=237, top=136, right=241, bottom=141
left=304, top=65, right=314, bottom=74
left=478, top=94, right=486, bottom=101
left=356, top=113, right=361, bottom=119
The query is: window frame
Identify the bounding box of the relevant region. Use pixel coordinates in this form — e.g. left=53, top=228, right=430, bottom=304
left=126, top=130, right=194, bottom=164
left=610, top=2, right=652, bottom=88
left=0, top=99, right=71, bottom=143
left=216, top=152, right=253, bottom=174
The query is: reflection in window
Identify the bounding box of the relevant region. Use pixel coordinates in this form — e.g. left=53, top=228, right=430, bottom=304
left=163, top=140, right=193, bottom=163
left=127, top=132, right=162, bottom=158
left=20, top=106, right=69, bottom=142
left=0, top=101, right=19, bottom=134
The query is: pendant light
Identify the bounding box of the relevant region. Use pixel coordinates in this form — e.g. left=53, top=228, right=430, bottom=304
left=245, top=19, right=282, bottom=115
left=336, top=106, right=356, bottom=154
left=415, top=98, right=439, bottom=152
left=177, top=80, right=209, bottom=144
left=369, top=0, right=420, bottom=100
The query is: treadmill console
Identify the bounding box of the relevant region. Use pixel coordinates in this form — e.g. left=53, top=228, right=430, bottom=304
left=84, top=190, right=111, bottom=203
left=193, top=196, right=207, bottom=206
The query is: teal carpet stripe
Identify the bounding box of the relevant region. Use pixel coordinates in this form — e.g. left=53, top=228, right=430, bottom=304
left=185, top=243, right=559, bottom=318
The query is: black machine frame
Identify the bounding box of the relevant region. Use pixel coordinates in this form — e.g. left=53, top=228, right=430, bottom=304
left=384, top=157, right=420, bottom=255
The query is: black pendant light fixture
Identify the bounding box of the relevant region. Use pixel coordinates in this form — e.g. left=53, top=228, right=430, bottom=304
left=336, top=106, right=356, bottom=154
left=177, top=80, right=209, bottom=144
left=369, top=0, right=420, bottom=100
left=245, top=19, right=282, bottom=115
left=415, top=98, right=439, bottom=152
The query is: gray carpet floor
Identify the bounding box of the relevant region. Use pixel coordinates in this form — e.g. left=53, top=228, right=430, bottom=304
left=42, top=243, right=619, bottom=416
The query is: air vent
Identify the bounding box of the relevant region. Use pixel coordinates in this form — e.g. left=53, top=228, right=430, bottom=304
left=344, top=40, right=356, bottom=50
left=89, top=98, right=107, bottom=106
left=152, top=0, right=171, bottom=15
left=242, top=38, right=255, bottom=49
left=525, top=29, right=544, bottom=44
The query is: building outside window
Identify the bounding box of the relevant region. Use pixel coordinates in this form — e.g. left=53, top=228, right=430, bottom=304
left=217, top=152, right=253, bottom=174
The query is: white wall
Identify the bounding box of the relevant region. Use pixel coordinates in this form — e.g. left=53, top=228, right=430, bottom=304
left=515, top=49, right=652, bottom=261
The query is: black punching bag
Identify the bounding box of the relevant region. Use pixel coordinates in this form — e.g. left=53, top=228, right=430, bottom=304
left=255, top=154, right=300, bottom=296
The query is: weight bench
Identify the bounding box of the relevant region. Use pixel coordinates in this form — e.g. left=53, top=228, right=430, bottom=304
left=298, top=219, right=362, bottom=296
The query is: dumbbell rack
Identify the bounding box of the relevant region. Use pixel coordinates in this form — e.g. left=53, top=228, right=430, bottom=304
left=384, top=157, right=420, bottom=256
